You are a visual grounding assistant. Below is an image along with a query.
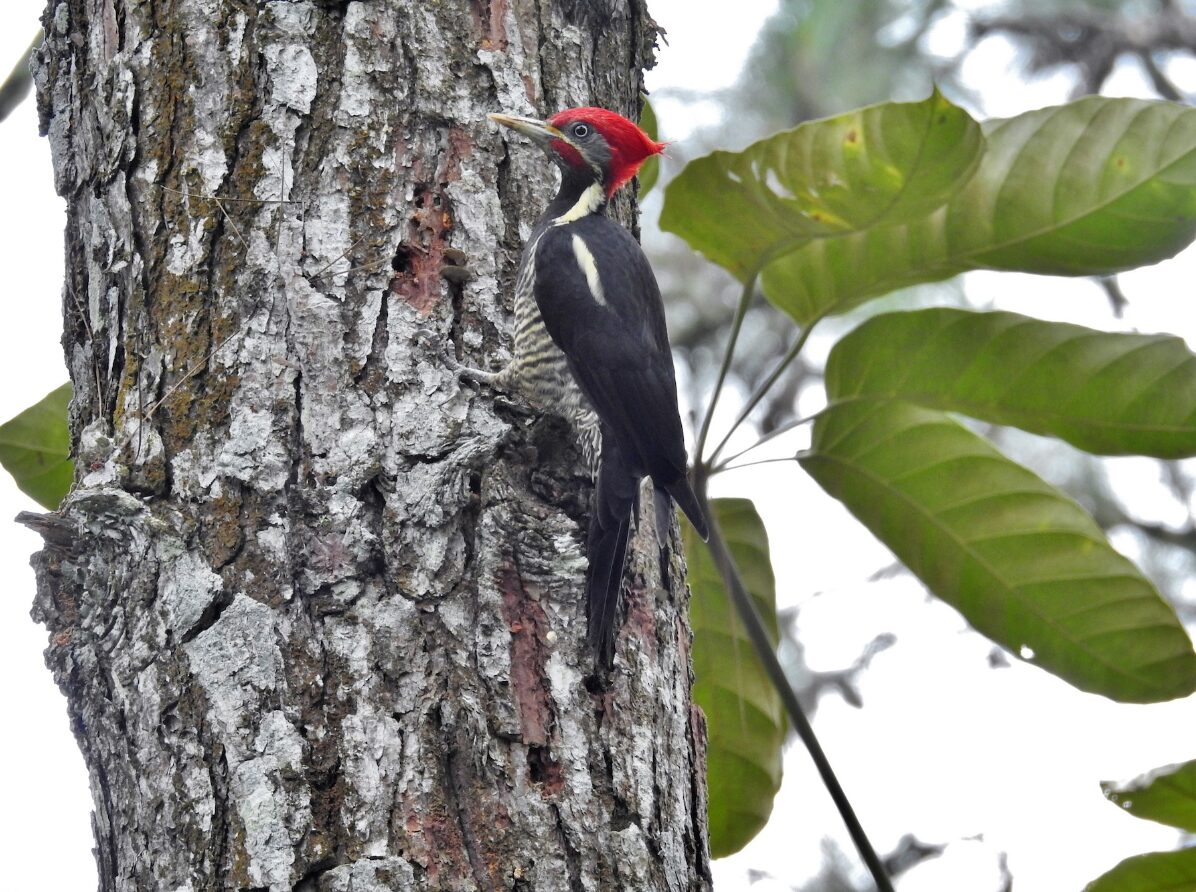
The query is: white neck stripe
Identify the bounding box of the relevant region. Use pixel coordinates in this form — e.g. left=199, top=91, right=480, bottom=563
left=552, top=181, right=605, bottom=226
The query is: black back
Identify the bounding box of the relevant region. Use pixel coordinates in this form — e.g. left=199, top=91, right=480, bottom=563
left=531, top=213, right=689, bottom=489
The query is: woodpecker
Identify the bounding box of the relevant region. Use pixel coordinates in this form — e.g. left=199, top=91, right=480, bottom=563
left=469, top=106, right=709, bottom=667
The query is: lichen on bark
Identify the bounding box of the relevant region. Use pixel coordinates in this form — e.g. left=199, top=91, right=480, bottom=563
left=29, top=1, right=711, bottom=889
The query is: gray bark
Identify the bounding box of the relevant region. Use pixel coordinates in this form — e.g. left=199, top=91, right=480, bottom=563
left=28, top=1, right=711, bottom=889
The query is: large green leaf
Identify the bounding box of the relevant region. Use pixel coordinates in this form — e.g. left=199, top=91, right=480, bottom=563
left=661, top=91, right=984, bottom=281
left=1084, top=847, right=1196, bottom=892
left=683, top=498, right=784, bottom=858
left=1103, top=760, right=1196, bottom=833
left=638, top=96, right=660, bottom=198
left=825, top=308, right=1196, bottom=458
left=799, top=400, right=1196, bottom=703
left=761, top=97, right=1196, bottom=323
left=0, top=383, right=73, bottom=509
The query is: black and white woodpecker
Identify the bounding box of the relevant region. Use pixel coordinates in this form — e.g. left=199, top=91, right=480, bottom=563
left=465, top=106, right=709, bottom=666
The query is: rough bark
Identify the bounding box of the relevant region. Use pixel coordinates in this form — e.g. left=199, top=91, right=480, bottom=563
left=28, top=1, right=711, bottom=889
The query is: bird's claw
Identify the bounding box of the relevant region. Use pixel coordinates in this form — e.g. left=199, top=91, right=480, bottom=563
left=457, top=365, right=500, bottom=387
left=411, top=327, right=497, bottom=385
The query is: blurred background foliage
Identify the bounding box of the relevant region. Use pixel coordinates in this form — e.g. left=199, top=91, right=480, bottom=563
left=642, top=0, right=1196, bottom=886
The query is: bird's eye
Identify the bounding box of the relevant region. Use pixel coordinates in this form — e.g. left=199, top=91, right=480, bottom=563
left=571, top=123, right=590, bottom=138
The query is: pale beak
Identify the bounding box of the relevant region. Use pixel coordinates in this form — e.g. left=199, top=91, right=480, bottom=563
left=488, top=113, right=565, bottom=148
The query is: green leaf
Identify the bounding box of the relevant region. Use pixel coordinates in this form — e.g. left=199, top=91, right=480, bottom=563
left=638, top=96, right=660, bottom=197
left=0, top=383, right=73, bottom=510
left=683, top=498, right=784, bottom=858
left=762, top=97, right=1196, bottom=323
left=825, top=308, right=1196, bottom=458
left=799, top=400, right=1196, bottom=703
left=1103, top=760, right=1196, bottom=833
left=1083, top=847, right=1196, bottom=892
left=661, top=91, right=984, bottom=282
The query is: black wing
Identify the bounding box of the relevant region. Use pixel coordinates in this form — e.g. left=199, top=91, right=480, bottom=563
left=532, top=216, right=688, bottom=487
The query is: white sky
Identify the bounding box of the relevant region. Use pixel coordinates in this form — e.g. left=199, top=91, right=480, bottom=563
left=1, top=2, right=1194, bottom=890
left=0, top=5, right=97, bottom=890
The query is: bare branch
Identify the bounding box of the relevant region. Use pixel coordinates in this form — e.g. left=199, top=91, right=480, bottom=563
left=970, top=9, right=1196, bottom=97
left=0, top=32, right=39, bottom=125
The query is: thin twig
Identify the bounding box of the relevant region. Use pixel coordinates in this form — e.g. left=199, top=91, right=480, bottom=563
left=157, top=184, right=300, bottom=205
left=716, top=454, right=800, bottom=474
left=1138, top=50, right=1185, bottom=100
left=309, top=231, right=374, bottom=280
left=1097, top=275, right=1129, bottom=318
left=708, top=317, right=820, bottom=466
left=311, top=256, right=392, bottom=281
left=210, top=195, right=248, bottom=250
left=693, top=470, right=895, bottom=892
left=713, top=412, right=817, bottom=473
left=274, top=145, right=287, bottom=283
left=140, top=179, right=280, bottom=421
left=696, top=271, right=758, bottom=465
left=141, top=320, right=251, bottom=420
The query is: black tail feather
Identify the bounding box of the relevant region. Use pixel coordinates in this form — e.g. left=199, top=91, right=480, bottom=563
left=587, top=513, right=632, bottom=667
left=653, top=486, right=672, bottom=546
left=587, top=443, right=639, bottom=667
left=664, top=475, right=708, bottom=541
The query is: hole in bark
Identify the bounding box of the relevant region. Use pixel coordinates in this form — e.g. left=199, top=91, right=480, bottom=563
left=292, top=855, right=339, bottom=891
left=610, top=798, right=641, bottom=831
left=527, top=745, right=564, bottom=795
left=392, top=246, right=414, bottom=273
left=528, top=745, right=550, bottom=783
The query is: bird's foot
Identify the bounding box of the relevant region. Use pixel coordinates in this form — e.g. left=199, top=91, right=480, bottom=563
left=454, top=361, right=535, bottom=417
left=457, top=364, right=502, bottom=387
left=413, top=328, right=505, bottom=390
left=414, top=326, right=464, bottom=372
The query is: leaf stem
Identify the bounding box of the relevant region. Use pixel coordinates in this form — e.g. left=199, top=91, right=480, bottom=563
left=707, top=317, right=819, bottom=467
left=692, top=470, right=895, bottom=892
left=696, top=272, right=758, bottom=465
left=712, top=412, right=818, bottom=473
left=716, top=455, right=800, bottom=473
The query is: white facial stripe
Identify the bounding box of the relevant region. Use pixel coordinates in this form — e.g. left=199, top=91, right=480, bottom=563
left=552, top=181, right=605, bottom=226
left=571, top=234, right=607, bottom=306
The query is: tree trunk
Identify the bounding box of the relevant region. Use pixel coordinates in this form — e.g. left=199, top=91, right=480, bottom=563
left=28, top=1, right=711, bottom=889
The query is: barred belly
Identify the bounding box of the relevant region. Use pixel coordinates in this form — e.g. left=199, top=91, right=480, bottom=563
left=503, top=236, right=602, bottom=473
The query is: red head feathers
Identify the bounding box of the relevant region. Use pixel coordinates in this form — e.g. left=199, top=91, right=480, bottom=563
left=547, top=107, right=666, bottom=196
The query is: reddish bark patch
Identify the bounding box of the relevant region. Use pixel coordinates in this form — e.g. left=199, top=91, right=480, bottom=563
left=446, top=127, right=475, bottom=176
left=521, top=74, right=537, bottom=104
left=101, top=0, right=120, bottom=61
left=470, top=0, right=509, bottom=50
left=390, top=185, right=452, bottom=316
left=53, top=587, right=79, bottom=628
left=402, top=786, right=468, bottom=888
left=622, top=578, right=657, bottom=661
left=491, top=801, right=513, bottom=831
left=390, top=128, right=475, bottom=316
left=496, top=564, right=554, bottom=748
